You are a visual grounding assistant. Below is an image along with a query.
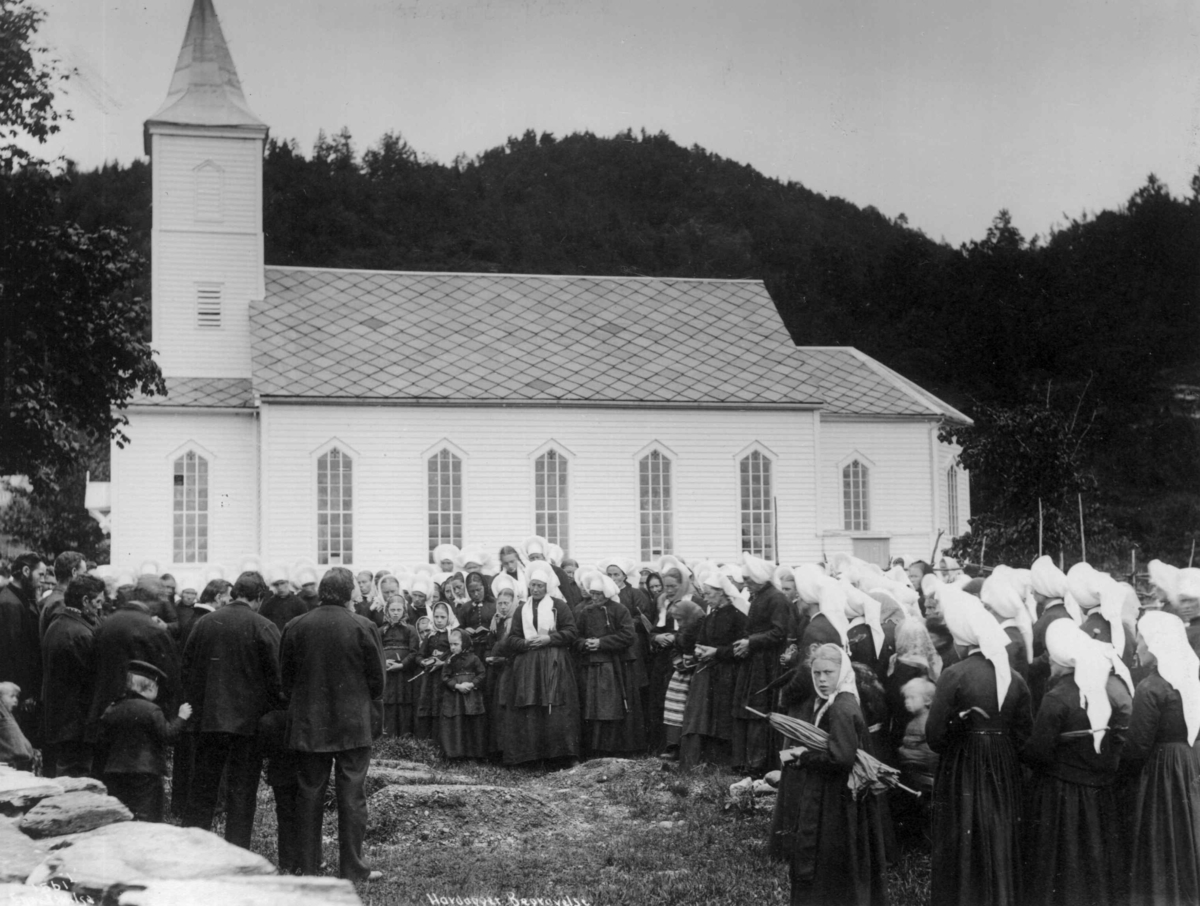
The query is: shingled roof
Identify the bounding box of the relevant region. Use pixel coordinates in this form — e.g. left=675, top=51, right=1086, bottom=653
left=237, top=267, right=965, bottom=419
left=130, top=377, right=255, bottom=409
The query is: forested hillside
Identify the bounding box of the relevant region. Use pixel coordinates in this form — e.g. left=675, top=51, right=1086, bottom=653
left=58, top=128, right=1200, bottom=563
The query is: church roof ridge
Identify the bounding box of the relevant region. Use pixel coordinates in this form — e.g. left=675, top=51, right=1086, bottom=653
left=145, top=0, right=266, bottom=136
left=265, top=265, right=764, bottom=285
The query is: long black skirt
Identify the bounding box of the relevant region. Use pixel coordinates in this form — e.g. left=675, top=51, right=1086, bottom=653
left=382, top=701, right=415, bottom=738
left=789, top=766, right=889, bottom=906
left=679, top=660, right=738, bottom=769
left=1130, top=741, right=1200, bottom=906
left=1023, top=772, right=1122, bottom=906
left=501, top=647, right=581, bottom=765
left=439, top=713, right=487, bottom=760
left=931, top=733, right=1023, bottom=906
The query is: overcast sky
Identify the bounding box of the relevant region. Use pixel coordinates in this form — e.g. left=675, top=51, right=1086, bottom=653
left=31, top=0, right=1200, bottom=246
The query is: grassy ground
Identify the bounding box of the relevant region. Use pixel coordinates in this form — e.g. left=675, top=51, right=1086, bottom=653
left=240, top=738, right=931, bottom=906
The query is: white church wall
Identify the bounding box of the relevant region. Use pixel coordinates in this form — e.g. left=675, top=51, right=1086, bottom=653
left=150, top=132, right=264, bottom=379
left=152, top=134, right=263, bottom=233
left=260, top=404, right=819, bottom=569
left=817, top=417, right=940, bottom=565
left=110, top=409, right=259, bottom=572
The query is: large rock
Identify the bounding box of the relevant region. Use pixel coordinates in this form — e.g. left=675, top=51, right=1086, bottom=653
left=55, top=776, right=106, bottom=795
left=24, top=821, right=276, bottom=901
left=116, top=876, right=361, bottom=906
left=0, top=817, right=48, bottom=883
left=0, top=883, right=76, bottom=905
left=19, top=790, right=132, bottom=838
left=0, top=769, right=63, bottom=814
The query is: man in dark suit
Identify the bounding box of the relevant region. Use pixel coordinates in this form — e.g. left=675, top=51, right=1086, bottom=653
left=181, top=571, right=282, bottom=849
left=86, top=575, right=181, bottom=768
left=281, top=568, right=385, bottom=882
left=0, top=553, right=47, bottom=746
left=41, top=574, right=104, bottom=777
left=259, top=569, right=311, bottom=634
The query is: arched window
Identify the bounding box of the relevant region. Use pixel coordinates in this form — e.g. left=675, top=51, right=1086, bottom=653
left=740, top=450, right=774, bottom=559
left=639, top=450, right=673, bottom=559
left=947, top=463, right=960, bottom=535
left=842, top=459, right=870, bottom=532
left=428, top=448, right=463, bottom=554
left=535, top=449, right=569, bottom=552
left=317, top=447, right=353, bottom=565
left=173, top=451, right=208, bottom=563
left=194, top=160, right=223, bottom=221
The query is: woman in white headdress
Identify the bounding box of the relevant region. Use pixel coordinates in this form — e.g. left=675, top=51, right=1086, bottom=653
left=678, top=567, right=749, bottom=770
left=498, top=561, right=581, bottom=766
left=981, top=565, right=1034, bottom=682
left=1021, top=620, right=1134, bottom=906
left=432, top=544, right=462, bottom=575
left=731, top=553, right=791, bottom=776
left=1029, top=555, right=1079, bottom=711
left=1167, top=567, right=1200, bottom=656
left=777, top=643, right=888, bottom=906
left=1067, top=564, right=1135, bottom=672
left=598, top=556, right=655, bottom=738
left=926, top=588, right=1033, bottom=906
left=573, top=571, right=646, bottom=756
left=1124, top=610, right=1200, bottom=906
left=650, top=559, right=704, bottom=757
left=484, top=572, right=523, bottom=760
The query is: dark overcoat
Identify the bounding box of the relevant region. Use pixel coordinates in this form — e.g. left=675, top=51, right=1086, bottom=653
left=87, top=604, right=181, bottom=736
left=99, top=691, right=185, bottom=775
left=280, top=602, right=385, bottom=752
left=259, top=592, right=312, bottom=634
left=40, top=608, right=97, bottom=744
left=182, top=599, right=283, bottom=735
left=0, top=584, right=41, bottom=697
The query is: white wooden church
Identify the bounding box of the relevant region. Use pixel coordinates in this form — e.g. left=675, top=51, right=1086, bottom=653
left=102, top=0, right=971, bottom=575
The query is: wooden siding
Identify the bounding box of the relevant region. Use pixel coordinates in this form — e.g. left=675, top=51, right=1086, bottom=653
left=109, top=410, right=259, bottom=571
left=261, top=405, right=818, bottom=568
left=815, top=417, right=944, bottom=564
left=152, top=134, right=262, bottom=233
left=150, top=132, right=263, bottom=379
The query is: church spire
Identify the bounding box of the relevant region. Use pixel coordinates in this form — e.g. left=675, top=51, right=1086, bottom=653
left=145, top=0, right=266, bottom=138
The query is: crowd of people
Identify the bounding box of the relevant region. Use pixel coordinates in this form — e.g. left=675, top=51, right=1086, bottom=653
left=1, top=538, right=1198, bottom=905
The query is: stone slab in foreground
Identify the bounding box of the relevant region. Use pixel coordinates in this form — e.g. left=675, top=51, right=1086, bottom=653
left=19, top=790, right=132, bottom=838
left=115, top=875, right=361, bottom=906
left=0, top=882, right=76, bottom=905
left=0, top=769, right=63, bottom=814
left=0, top=818, right=47, bottom=883
left=25, top=821, right=276, bottom=900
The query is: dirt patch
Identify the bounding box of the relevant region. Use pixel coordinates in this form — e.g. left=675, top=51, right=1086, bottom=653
left=366, top=784, right=559, bottom=848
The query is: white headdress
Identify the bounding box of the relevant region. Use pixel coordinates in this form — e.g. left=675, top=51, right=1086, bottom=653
left=982, top=566, right=1034, bottom=662
left=1045, top=619, right=1130, bottom=754
left=1138, top=611, right=1200, bottom=746
left=741, top=552, right=775, bottom=585
left=941, top=586, right=1013, bottom=713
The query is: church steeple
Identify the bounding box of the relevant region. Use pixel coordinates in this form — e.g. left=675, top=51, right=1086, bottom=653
left=144, top=0, right=266, bottom=150
left=143, top=0, right=266, bottom=380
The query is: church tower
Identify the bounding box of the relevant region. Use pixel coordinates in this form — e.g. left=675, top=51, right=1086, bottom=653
left=144, top=0, right=267, bottom=379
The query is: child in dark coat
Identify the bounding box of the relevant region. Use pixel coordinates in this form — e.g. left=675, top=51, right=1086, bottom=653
left=439, top=630, right=487, bottom=759
left=258, top=708, right=301, bottom=873
left=415, top=604, right=451, bottom=740
left=98, top=660, right=192, bottom=821
left=381, top=601, right=422, bottom=737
